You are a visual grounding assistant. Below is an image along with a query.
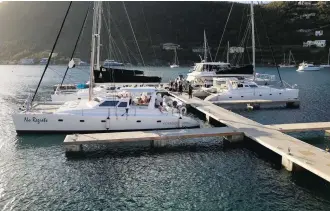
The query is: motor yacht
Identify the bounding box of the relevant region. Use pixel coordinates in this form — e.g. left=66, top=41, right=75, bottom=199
left=297, top=62, right=320, bottom=71
left=203, top=78, right=299, bottom=102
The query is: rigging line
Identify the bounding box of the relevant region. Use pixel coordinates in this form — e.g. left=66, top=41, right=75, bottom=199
left=107, top=8, right=140, bottom=64
left=239, top=19, right=251, bottom=64
left=102, top=4, right=117, bottom=89
left=122, top=1, right=145, bottom=67
left=105, top=6, right=136, bottom=64
left=254, top=19, right=264, bottom=65
left=214, top=2, right=234, bottom=61
left=101, top=9, right=116, bottom=63
left=237, top=6, right=246, bottom=45
left=106, top=1, right=112, bottom=60
left=140, top=2, right=157, bottom=58
left=233, top=18, right=250, bottom=65
left=104, top=3, right=124, bottom=64
left=31, top=1, right=72, bottom=103
left=257, top=1, right=283, bottom=86
left=245, top=25, right=251, bottom=64
left=60, top=3, right=91, bottom=87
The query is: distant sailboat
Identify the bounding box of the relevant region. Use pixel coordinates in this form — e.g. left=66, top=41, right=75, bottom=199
left=320, top=48, right=330, bottom=68
left=279, top=50, right=296, bottom=68
left=170, top=48, right=179, bottom=68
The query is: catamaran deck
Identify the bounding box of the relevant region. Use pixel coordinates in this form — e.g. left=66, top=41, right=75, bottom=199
left=29, top=102, right=64, bottom=113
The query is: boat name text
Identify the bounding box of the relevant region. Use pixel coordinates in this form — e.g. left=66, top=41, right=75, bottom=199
left=24, top=117, right=48, bottom=124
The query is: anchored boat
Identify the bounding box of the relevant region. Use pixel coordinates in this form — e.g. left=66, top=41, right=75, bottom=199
left=297, top=62, right=320, bottom=72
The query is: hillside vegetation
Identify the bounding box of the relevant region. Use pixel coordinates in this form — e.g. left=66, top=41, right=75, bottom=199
left=0, top=1, right=330, bottom=65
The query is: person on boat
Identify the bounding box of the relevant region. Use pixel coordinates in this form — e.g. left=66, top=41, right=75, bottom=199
left=170, top=80, right=174, bottom=90
left=188, top=83, right=193, bottom=99
left=174, top=81, right=178, bottom=91
left=178, top=82, right=183, bottom=95
left=155, top=97, right=160, bottom=108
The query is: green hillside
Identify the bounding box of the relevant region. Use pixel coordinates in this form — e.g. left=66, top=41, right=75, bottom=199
left=0, top=1, right=330, bottom=65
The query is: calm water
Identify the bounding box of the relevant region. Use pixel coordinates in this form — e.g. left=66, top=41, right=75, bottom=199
left=1, top=65, right=330, bottom=210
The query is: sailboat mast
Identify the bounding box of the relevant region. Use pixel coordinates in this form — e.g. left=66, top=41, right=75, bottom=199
left=203, top=30, right=207, bottom=62
left=283, top=52, right=285, bottom=64
left=89, top=1, right=99, bottom=101
left=96, top=1, right=102, bottom=70
left=288, top=51, right=291, bottom=64
left=176, top=48, right=179, bottom=65
left=227, top=41, right=230, bottom=63
left=328, top=48, right=330, bottom=65
left=250, top=1, right=256, bottom=79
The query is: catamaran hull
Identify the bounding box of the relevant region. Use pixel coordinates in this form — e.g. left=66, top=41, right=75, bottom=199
left=204, top=89, right=299, bottom=102
left=170, top=65, right=179, bottom=68
left=320, top=65, right=330, bottom=68
left=297, top=67, right=320, bottom=71
left=12, top=113, right=200, bottom=134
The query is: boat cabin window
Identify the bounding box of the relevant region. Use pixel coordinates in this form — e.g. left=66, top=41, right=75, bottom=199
left=99, top=101, right=119, bottom=107
left=237, top=84, right=243, bottom=88
left=107, top=87, right=116, bottom=90
left=118, top=102, right=128, bottom=108
left=215, top=80, right=226, bottom=86
left=202, top=64, right=230, bottom=72
left=244, top=85, right=249, bottom=87
left=249, top=84, right=258, bottom=88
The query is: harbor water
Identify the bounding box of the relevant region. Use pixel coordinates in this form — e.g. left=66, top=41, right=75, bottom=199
left=1, top=65, right=330, bottom=210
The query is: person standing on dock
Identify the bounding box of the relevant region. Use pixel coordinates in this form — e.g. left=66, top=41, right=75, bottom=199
left=178, top=82, right=183, bottom=95
left=188, top=83, right=193, bottom=99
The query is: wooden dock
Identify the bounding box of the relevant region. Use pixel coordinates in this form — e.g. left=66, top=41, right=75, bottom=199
left=211, top=99, right=300, bottom=105
left=167, top=92, right=330, bottom=182
left=64, top=127, right=243, bottom=151
left=265, top=122, right=330, bottom=133
left=63, top=91, right=330, bottom=183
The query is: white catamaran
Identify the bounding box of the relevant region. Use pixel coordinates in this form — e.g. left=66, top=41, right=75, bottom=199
left=13, top=2, right=199, bottom=133
left=200, top=2, right=299, bottom=103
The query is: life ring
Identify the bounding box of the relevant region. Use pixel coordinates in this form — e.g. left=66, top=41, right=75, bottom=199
left=180, top=107, right=187, bottom=115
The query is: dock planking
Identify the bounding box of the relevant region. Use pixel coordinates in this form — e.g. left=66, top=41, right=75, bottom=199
left=168, top=92, right=330, bottom=182
left=64, top=127, right=243, bottom=145
left=63, top=91, right=330, bottom=183
left=211, top=99, right=300, bottom=105
left=266, top=122, right=330, bottom=133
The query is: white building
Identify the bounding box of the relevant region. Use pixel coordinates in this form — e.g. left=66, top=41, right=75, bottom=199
left=303, top=40, right=326, bottom=48
left=315, top=30, right=323, bottom=36
left=19, top=58, right=35, bottom=65
left=297, top=29, right=312, bottom=33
